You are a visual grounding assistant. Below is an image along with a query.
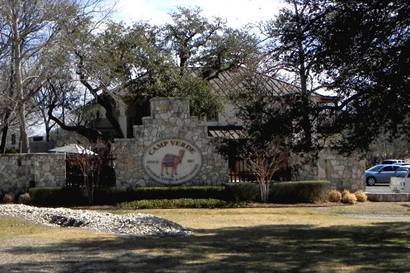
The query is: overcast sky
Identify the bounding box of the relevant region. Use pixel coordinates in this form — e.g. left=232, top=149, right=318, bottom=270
left=111, top=0, right=287, bottom=28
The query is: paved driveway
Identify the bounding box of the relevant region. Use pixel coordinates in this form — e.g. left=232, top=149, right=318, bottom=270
left=366, top=186, right=393, bottom=193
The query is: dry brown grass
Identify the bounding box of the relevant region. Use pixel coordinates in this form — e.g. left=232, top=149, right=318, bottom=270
left=0, top=202, right=409, bottom=273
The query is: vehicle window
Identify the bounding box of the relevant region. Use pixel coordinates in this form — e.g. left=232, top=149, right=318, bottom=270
left=392, top=166, right=400, bottom=170
left=381, top=166, right=395, bottom=172
left=368, top=165, right=383, bottom=172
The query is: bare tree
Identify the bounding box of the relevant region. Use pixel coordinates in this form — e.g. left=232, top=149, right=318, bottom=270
left=0, top=0, right=107, bottom=152
left=246, top=139, right=287, bottom=202
left=66, top=140, right=113, bottom=204
left=33, top=78, right=78, bottom=142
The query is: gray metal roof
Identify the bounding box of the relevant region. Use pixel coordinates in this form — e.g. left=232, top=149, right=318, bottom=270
left=209, top=68, right=300, bottom=98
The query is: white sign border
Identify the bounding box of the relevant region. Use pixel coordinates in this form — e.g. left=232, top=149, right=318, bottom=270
left=142, top=138, right=203, bottom=185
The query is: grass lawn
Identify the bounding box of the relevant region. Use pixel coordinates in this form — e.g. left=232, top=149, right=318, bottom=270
left=0, top=202, right=409, bottom=273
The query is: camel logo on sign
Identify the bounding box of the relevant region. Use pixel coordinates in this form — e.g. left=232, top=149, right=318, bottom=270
left=143, top=138, right=202, bottom=185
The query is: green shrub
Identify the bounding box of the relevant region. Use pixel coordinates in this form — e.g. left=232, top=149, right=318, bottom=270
left=354, top=191, right=367, bottom=202
left=328, top=190, right=342, bottom=202
left=269, top=180, right=331, bottom=203
left=120, top=198, right=229, bottom=209
left=29, top=187, right=88, bottom=206
left=223, top=182, right=260, bottom=202
left=341, top=191, right=357, bottom=204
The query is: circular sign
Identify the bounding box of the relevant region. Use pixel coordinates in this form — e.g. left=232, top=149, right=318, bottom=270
left=143, top=138, right=202, bottom=185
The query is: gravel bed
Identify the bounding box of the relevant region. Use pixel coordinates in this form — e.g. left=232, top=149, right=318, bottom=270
left=0, top=204, right=191, bottom=237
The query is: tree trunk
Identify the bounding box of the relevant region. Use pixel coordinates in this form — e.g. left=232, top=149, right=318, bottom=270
left=298, top=40, right=313, bottom=148
left=259, top=181, right=269, bottom=203
left=18, top=103, right=28, bottom=153
left=45, top=126, right=51, bottom=142
left=0, top=124, right=8, bottom=154
left=11, top=9, right=29, bottom=153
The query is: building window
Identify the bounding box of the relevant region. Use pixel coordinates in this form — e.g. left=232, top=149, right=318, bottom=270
left=32, top=136, right=43, bottom=142
left=11, top=134, right=16, bottom=145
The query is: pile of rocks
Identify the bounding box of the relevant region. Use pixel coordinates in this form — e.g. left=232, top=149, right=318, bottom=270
left=0, top=204, right=190, bottom=237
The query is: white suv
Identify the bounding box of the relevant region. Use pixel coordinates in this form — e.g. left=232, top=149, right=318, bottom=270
left=381, top=159, right=405, bottom=164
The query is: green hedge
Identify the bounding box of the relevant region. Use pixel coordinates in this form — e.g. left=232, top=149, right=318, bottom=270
left=29, top=186, right=227, bottom=206
left=29, top=187, right=88, bottom=206
left=223, top=182, right=260, bottom=202
left=95, top=186, right=226, bottom=204
left=120, top=198, right=229, bottom=209
left=29, top=180, right=330, bottom=206
left=269, top=180, right=331, bottom=203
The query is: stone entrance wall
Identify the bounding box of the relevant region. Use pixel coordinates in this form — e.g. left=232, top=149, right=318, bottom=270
left=292, top=149, right=367, bottom=191
left=0, top=154, right=66, bottom=193
left=317, top=149, right=367, bottom=191
left=113, top=97, right=228, bottom=187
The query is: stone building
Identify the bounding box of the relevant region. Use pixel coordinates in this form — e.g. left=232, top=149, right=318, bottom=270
left=73, top=68, right=366, bottom=189
left=81, top=69, right=301, bottom=182
left=0, top=69, right=367, bottom=192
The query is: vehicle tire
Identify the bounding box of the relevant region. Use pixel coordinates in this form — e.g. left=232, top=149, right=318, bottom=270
left=366, top=177, right=376, bottom=186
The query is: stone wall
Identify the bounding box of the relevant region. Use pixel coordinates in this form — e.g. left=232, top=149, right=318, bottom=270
left=113, top=97, right=228, bottom=187
left=317, top=149, right=367, bottom=191
left=0, top=154, right=66, bottom=193
left=292, top=149, right=367, bottom=191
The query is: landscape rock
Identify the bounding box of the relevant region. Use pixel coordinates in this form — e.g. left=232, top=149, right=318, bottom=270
left=0, top=204, right=190, bottom=237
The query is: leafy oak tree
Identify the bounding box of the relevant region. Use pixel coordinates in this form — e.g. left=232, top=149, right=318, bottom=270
left=47, top=7, right=259, bottom=144
left=263, top=0, right=325, bottom=152
left=261, top=0, right=409, bottom=156
left=312, top=0, right=410, bottom=153
left=47, top=20, right=223, bottom=143
left=163, top=7, right=259, bottom=81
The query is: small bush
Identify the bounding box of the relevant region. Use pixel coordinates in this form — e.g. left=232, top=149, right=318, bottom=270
left=354, top=191, right=367, bottom=202
left=17, top=193, right=31, bottom=204
left=120, top=198, right=229, bottom=209
left=223, top=183, right=260, bottom=202
left=341, top=189, right=350, bottom=198
left=2, top=193, right=15, bottom=203
left=269, top=180, right=331, bottom=203
left=328, top=190, right=342, bottom=202
left=341, top=192, right=357, bottom=204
